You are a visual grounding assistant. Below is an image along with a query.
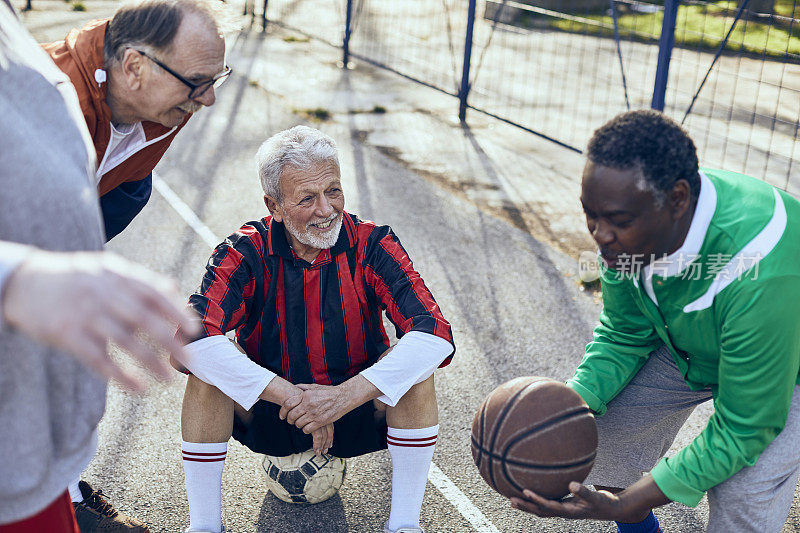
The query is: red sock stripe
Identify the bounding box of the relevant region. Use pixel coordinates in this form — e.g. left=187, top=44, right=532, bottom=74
left=182, top=450, right=227, bottom=462
left=182, top=450, right=228, bottom=456
left=386, top=434, right=437, bottom=447
left=386, top=435, right=438, bottom=442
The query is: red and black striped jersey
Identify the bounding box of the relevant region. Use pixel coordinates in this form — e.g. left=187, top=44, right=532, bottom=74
left=186, top=212, right=454, bottom=386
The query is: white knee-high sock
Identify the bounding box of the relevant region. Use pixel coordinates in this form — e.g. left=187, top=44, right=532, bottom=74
left=182, top=441, right=227, bottom=533
left=385, top=425, right=438, bottom=532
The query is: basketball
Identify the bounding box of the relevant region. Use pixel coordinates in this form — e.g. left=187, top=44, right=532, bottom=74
left=470, top=376, right=598, bottom=500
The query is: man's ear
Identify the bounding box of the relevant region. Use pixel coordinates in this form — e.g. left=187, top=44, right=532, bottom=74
left=669, top=179, right=692, bottom=219
left=119, top=49, right=146, bottom=90
left=264, top=195, right=282, bottom=222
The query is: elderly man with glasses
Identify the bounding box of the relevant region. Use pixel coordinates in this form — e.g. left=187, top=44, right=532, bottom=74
left=43, top=0, right=230, bottom=242
left=41, top=1, right=229, bottom=531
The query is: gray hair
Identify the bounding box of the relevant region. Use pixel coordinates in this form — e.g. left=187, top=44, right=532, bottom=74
left=104, top=0, right=230, bottom=67
left=256, top=126, right=340, bottom=203
left=631, top=161, right=667, bottom=209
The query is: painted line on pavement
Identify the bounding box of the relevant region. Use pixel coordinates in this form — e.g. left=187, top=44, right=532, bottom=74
left=154, top=173, right=500, bottom=532
left=152, top=174, right=220, bottom=248
left=428, top=463, right=501, bottom=533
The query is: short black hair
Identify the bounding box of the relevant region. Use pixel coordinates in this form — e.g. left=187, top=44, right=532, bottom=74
left=587, top=109, right=700, bottom=198
left=104, top=0, right=220, bottom=66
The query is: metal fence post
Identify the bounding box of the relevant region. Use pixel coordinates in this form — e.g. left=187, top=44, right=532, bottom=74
left=458, top=0, right=477, bottom=122
left=651, top=0, right=680, bottom=111
left=343, top=0, right=354, bottom=67
left=261, top=0, right=268, bottom=32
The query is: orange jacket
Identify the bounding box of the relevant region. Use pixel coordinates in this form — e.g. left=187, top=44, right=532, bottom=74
left=43, top=19, right=189, bottom=196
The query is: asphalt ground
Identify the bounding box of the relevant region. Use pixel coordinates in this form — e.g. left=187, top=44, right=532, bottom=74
left=19, top=1, right=800, bottom=531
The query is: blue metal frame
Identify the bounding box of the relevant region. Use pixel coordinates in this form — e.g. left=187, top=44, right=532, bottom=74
left=651, top=0, right=680, bottom=111
left=343, top=0, right=354, bottom=66
left=458, top=0, right=477, bottom=122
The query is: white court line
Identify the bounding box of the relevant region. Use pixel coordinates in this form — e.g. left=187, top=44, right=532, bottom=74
left=152, top=174, right=220, bottom=248
left=428, top=463, right=501, bottom=533
left=154, top=174, right=500, bottom=532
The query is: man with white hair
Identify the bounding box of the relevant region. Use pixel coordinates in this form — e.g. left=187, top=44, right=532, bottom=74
left=174, top=125, right=454, bottom=533
left=43, top=0, right=230, bottom=241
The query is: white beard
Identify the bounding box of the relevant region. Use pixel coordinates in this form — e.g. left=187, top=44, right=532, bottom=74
left=178, top=100, right=203, bottom=113
left=284, top=212, right=342, bottom=250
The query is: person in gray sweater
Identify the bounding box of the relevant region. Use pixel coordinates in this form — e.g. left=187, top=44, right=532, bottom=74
left=0, top=1, right=198, bottom=529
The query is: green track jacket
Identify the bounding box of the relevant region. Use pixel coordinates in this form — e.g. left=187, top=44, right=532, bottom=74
left=567, top=168, right=800, bottom=506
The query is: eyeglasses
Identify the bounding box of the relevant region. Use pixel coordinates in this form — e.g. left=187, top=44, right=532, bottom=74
left=134, top=49, right=232, bottom=100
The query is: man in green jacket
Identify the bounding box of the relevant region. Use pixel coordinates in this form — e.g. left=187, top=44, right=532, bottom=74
left=511, top=110, right=800, bottom=533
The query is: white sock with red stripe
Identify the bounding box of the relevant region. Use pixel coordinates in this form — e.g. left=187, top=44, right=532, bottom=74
left=385, top=425, right=438, bottom=532
left=182, top=441, right=227, bottom=533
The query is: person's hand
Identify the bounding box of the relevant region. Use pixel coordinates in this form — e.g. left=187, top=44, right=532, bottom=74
left=510, top=482, right=627, bottom=521
left=1, top=250, right=200, bottom=391
left=310, top=423, right=334, bottom=456
left=510, top=474, right=670, bottom=522
left=279, top=383, right=355, bottom=434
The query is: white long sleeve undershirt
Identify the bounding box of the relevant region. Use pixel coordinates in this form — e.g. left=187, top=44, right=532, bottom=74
left=182, top=330, right=452, bottom=410
left=359, top=330, right=453, bottom=407
left=182, top=335, right=276, bottom=410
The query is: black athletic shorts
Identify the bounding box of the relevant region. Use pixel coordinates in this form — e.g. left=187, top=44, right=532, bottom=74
left=232, top=399, right=388, bottom=458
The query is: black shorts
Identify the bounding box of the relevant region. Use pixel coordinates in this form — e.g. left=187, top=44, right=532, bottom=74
left=232, top=399, right=388, bottom=458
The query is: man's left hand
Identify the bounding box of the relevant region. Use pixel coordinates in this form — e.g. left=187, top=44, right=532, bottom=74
left=510, top=476, right=670, bottom=523
left=280, top=383, right=354, bottom=433
left=510, top=482, right=625, bottom=521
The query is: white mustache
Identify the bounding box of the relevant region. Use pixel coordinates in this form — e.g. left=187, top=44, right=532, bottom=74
left=309, top=213, right=338, bottom=227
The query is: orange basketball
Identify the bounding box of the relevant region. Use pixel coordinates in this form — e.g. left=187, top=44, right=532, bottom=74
left=471, top=376, right=598, bottom=500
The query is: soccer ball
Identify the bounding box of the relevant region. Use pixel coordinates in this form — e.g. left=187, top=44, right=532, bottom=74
left=260, top=449, right=347, bottom=504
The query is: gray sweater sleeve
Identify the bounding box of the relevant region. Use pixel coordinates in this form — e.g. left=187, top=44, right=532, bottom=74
left=0, top=2, right=108, bottom=523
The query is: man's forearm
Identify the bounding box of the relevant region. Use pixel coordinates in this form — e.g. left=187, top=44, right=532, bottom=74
left=264, top=374, right=379, bottom=411
left=260, top=375, right=302, bottom=405
left=616, top=476, right=671, bottom=522
left=338, top=374, right=382, bottom=411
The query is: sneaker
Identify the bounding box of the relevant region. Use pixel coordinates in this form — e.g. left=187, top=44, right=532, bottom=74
left=73, top=480, right=150, bottom=532
left=384, top=524, right=424, bottom=533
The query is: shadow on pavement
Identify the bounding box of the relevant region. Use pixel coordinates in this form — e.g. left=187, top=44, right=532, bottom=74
left=257, top=493, right=348, bottom=532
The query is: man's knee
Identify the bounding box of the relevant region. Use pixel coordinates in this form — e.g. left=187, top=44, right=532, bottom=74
left=184, top=374, right=233, bottom=409
left=385, top=374, right=438, bottom=428
left=397, top=374, right=436, bottom=406
left=182, top=375, right=235, bottom=442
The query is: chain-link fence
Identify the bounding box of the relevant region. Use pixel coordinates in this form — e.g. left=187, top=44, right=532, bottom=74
left=253, top=0, right=799, bottom=192
left=666, top=1, right=799, bottom=192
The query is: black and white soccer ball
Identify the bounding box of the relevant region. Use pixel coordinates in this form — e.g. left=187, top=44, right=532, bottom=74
left=261, top=449, right=347, bottom=504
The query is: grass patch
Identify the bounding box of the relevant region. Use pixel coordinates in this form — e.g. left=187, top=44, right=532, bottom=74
left=372, top=105, right=387, bottom=114
left=547, top=1, right=799, bottom=60
left=283, top=35, right=310, bottom=43
left=295, top=107, right=332, bottom=121
left=71, top=0, right=86, bottom=11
